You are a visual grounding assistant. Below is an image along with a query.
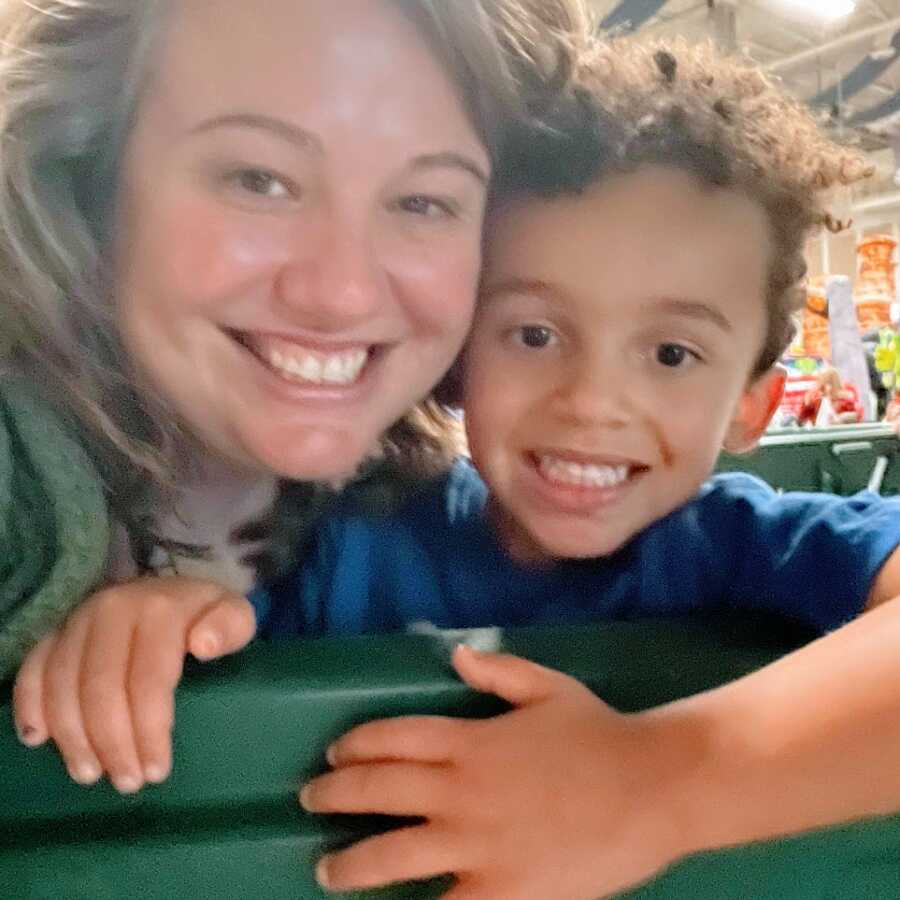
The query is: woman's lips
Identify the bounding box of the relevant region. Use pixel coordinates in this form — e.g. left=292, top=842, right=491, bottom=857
left=233, top=331, right=375, bottom=387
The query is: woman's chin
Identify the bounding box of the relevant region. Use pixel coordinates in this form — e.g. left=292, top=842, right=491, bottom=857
left=246, top=426, right=378, bottom=484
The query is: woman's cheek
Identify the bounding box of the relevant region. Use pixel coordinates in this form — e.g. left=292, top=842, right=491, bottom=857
left=156, top=205, right=293, bottom=313
left=394, top=231, right=482, bottom=331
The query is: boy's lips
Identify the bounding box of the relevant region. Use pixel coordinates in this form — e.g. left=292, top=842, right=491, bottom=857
left=521, top=450, right=649, bottom=514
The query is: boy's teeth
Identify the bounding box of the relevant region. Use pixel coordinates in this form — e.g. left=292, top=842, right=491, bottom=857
left=538, top=455, right=630, bottom=488
left=263, top=346, right=368, bottom=386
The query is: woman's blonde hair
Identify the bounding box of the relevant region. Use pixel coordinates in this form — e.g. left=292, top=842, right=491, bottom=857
left=0, top=0, right=588, bottom=537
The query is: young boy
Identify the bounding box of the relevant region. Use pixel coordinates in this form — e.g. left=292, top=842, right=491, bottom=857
left=273, top=41, right=900, bottom=899
left=16, top=38, right=900, bottom=900
left=252, top=41, right=892, bottom=641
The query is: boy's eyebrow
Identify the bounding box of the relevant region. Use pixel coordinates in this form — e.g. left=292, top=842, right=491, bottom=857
left=480, top=278, right=562, bottom=302
left=654, top=298, right=733, bottom=333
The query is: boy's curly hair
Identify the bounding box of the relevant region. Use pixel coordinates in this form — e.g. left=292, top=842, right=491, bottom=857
left=495, top=37, right=875, bottom=375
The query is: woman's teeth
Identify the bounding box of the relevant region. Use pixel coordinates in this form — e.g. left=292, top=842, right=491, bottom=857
left=265, top=347, right=368, bottom=386
left=538, top=455, right=630, bottom=488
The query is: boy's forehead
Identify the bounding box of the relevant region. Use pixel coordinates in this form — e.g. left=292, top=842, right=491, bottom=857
left=482, top=166, right=771, bottom=341
left=485, top=167, right=771, bottom=286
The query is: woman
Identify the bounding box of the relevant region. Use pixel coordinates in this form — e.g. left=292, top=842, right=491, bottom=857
left=2, top=0, right=586, bottom=773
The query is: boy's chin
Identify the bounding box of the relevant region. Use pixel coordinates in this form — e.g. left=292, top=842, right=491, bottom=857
left=509, top=524, right=634, bottom=565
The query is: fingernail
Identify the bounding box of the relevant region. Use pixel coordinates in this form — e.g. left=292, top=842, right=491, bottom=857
left=325, top=744, right=338, bottom=766
left=112, top=774, right=142, bottom=795
left=144, top=762, right=169, bottom=784
left=70, top=761, right=102, bottom=786
left=315, top=856, right=331, bottom=889
left=17, top=725, right=43, bottom=748
left=299, top=784, right=313, bottom=810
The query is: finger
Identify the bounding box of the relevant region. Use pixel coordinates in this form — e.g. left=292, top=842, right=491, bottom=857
left=43, top=610, right=103, bottom=785
left=327, top=716, right=470, bottom=767
left=452, top=645, right=570, bottom=707
left=301, top=762, right=452, bottom=817
left=12, top=635, right=56, bottom=747
left=187, top=596, right=256, bottom=661
left=80, top=605, right=145, bottom=794
left=316, top=824, right=460, bottom=893
left=129, top=597, right=189, bottom=784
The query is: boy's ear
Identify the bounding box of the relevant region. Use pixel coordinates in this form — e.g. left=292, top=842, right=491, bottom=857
left=722, top=366, right=786, bottom=455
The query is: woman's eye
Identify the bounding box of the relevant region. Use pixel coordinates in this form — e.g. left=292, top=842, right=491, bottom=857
left=655, top=343, right=697, bottom=368
left=397, top=195, right=456, bottom=219
left=232, top=168, right=291, bottom=199
left=516, top=325, right=556, bottom=349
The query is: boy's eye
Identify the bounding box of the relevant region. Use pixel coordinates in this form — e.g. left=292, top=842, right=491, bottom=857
left=656, top=343, right=694, bottom=368
left=517, top=325, right=556, bottom=349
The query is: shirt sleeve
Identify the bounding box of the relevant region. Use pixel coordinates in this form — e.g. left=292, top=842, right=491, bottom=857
left=696, top=473, right=900, bottom=632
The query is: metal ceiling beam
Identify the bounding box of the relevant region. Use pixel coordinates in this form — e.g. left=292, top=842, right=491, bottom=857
left=599, top=0, right=670, bottom=32
left=808, top=29, right=900, bottom=106
left=766, top=16, right=900, bottom=75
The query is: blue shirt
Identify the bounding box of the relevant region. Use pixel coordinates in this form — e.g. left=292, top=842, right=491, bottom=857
left=251, top=462, right=900, bottom=638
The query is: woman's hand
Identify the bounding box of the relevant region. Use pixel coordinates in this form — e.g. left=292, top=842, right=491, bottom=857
left=12, top=577, right=256, bottom=794
left=301, top=646, right=697, bottom=900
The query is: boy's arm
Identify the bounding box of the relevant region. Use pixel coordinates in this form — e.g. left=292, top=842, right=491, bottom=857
left=302, top=550, right=900, bottom=900
left=658, top=545, right=900, bottom=856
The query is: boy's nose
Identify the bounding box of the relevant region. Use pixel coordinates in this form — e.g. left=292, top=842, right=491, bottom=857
left=550, top=356, right=633, bottom=428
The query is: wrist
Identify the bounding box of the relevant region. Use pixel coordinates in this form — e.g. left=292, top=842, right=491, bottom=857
left=635, top=692, right=766, bottom=862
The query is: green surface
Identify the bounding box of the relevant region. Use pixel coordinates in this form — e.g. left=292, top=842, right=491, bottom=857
left=716, top=423, right=900, bottom=495
left=2, top=615, right=900, bottom=899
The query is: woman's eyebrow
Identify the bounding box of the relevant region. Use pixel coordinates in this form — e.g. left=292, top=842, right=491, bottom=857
left=186, top=116, right=488, bottom=185
left=188, top=113, right=322, bottom=152
left=409, top=152, right=489, bottom=186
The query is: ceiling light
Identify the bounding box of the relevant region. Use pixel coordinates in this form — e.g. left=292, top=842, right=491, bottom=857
left=774, top=0, right=856, bottom=21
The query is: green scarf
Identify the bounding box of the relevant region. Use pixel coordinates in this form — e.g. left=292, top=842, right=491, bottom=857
left=0, top=379, right=109, bottom=682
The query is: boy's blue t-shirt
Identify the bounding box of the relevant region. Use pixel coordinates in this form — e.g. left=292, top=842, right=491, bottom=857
left=251, top=461, right=900, bottom=638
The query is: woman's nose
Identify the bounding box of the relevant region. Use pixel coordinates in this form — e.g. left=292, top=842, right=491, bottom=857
left=274, top=212, right=388, bottom=330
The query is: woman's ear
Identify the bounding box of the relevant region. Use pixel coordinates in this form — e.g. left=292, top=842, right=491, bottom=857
left=722, top=365, right=786, bottom=455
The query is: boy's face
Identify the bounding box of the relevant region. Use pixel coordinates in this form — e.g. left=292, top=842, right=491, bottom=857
left=464, top=165, right=781, bottom=563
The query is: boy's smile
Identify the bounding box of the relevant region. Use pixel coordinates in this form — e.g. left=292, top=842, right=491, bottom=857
left=464, top=165, right=780, bottom=563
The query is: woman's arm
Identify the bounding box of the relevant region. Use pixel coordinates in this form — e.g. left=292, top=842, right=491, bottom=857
left=13, top=577, right=256, bottom=793
left=0, top=379, right=109, bottom=681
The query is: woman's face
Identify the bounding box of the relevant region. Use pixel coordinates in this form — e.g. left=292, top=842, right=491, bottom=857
left=116, top=0, right=489, bottom=479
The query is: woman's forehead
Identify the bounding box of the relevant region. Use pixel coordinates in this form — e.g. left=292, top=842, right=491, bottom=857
left=140, top=0, right=485, bottom=158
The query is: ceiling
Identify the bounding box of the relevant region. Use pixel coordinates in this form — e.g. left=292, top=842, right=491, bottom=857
left=586, top=0, right=900, bottom=217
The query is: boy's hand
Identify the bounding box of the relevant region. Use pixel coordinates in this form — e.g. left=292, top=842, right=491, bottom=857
left=12, top=577, right=256, bottom=794
left=301, top=646, right=694, bottom=900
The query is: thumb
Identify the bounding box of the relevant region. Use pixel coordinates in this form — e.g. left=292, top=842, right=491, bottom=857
left=452, top=645, right=566, bottom=707
left=188, top=596, right=257, bottom=661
